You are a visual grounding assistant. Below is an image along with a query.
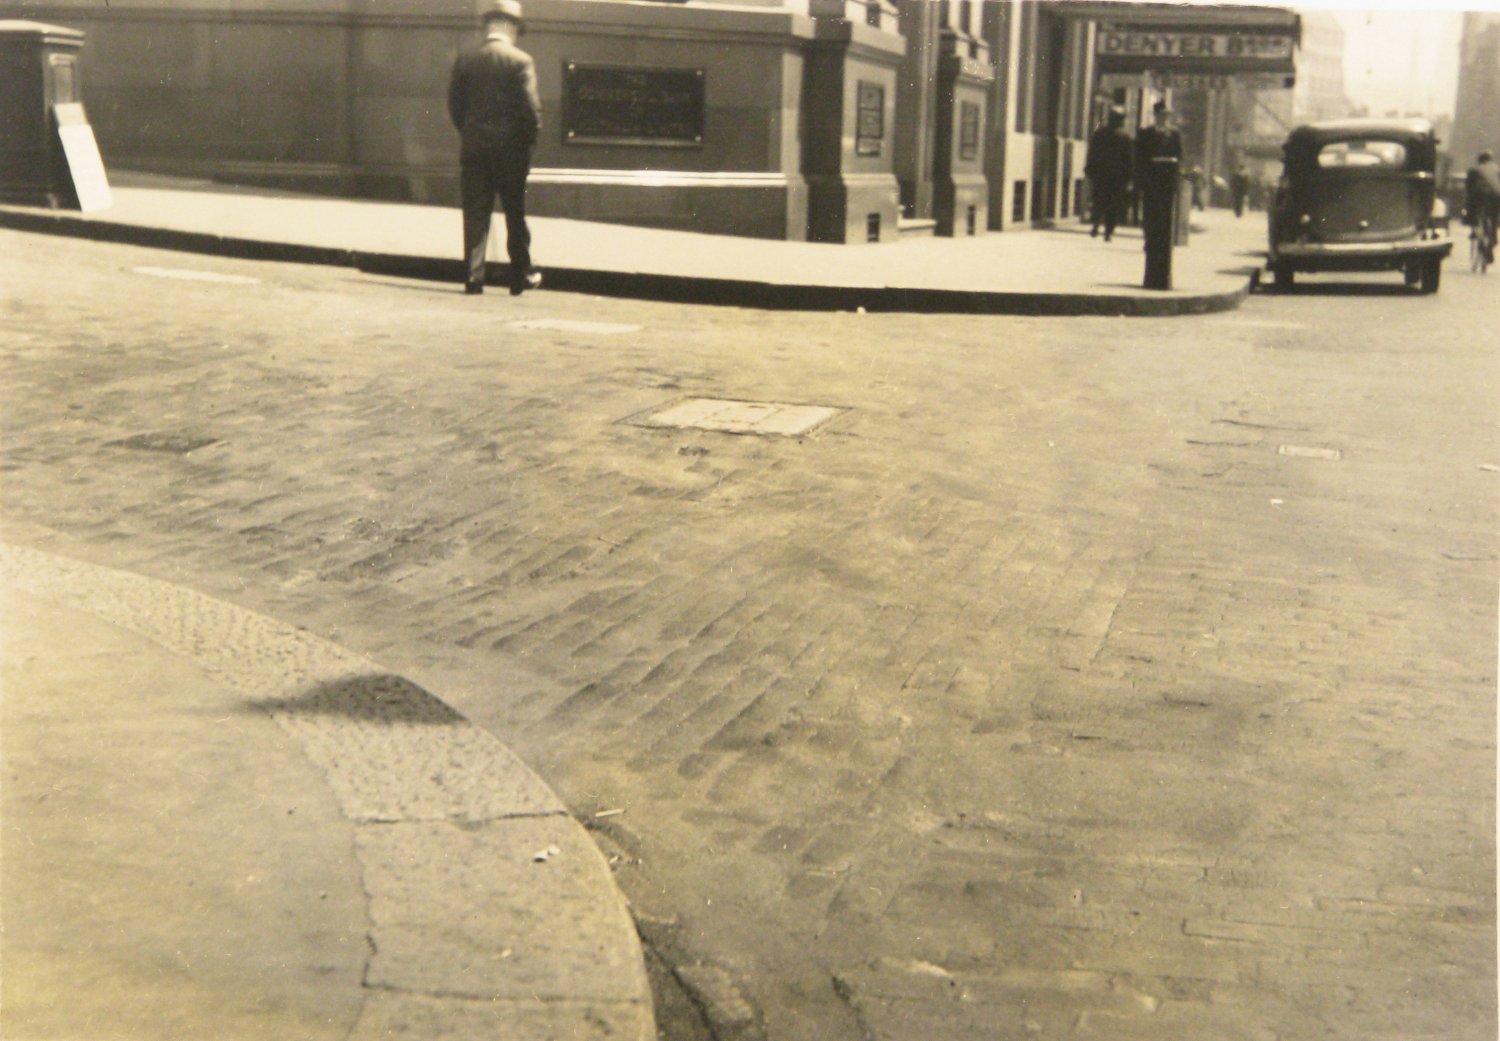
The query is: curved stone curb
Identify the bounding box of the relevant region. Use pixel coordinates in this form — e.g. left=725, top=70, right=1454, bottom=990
left=0, top=206, right=1250, bottom=317
left=0, top=542, right=655, bottom=1041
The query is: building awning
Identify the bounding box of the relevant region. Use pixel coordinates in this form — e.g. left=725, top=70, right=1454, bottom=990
left=1044, top=2, right=1300, bottom=39
left=1050, top=2, right=1300, bottom=76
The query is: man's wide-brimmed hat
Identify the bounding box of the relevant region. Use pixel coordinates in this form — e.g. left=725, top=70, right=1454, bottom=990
left=482, top=0, right=524, bottom=29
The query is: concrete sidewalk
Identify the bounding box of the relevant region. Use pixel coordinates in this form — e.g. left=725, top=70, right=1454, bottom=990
left=0, top=543, right=654, bottom=1041
left=0, top=171, right=1267, bottom=316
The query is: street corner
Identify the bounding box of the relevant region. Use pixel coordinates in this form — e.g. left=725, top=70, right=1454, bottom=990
left=0, top=541, right=655, bottom=1041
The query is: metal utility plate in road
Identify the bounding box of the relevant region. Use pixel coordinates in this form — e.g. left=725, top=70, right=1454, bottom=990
left=632, top=397, right=845, bottom=437
left=132, top=266, right=261, bottom=285
left=1278, top=444, right=1342, bottom=461
left=509, top=319, right=642, bottom=335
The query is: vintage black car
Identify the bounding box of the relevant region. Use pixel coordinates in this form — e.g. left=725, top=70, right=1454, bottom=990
left=1267, top=118, right=1452, bottom=293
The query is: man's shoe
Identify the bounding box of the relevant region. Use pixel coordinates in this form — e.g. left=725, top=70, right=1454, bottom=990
left=464, top=281, right=484, bottom=295
left=510, top=270, right=543, bottom=296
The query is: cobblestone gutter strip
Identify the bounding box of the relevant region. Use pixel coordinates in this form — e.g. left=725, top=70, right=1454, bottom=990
left=0, top=205, right=1250, bottom=317
left=0, top=542, right=655, bottom=1041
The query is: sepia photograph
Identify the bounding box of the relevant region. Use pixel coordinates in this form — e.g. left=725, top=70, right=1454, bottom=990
left=1, top=1, right=1495, bottom=1039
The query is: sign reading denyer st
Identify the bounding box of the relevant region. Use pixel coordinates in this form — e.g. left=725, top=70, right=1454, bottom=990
left=1095, top=26, right=1297, bottom=75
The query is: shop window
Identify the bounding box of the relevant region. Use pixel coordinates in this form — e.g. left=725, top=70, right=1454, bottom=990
left=1012, top=181, right=1027, bottom=223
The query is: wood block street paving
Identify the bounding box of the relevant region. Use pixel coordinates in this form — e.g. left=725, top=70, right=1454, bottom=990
left=2, top=228, right=1495, bottom=1041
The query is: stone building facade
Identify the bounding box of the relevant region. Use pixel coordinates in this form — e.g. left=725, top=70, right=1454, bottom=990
left=13, top=0, right=1291, bottom=240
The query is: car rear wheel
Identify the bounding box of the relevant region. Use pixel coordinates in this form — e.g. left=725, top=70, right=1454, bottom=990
left=1419, top=257, right=1441, bottom=294
left=1403, top=260, right=1421, bottom=285
left=1273, top=261, right=1294, bottom=292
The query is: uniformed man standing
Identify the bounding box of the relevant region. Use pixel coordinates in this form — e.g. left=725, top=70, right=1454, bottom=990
left=448, top=0, right=543, bottom=296
left=1133, top=100, right=1182, bottom=290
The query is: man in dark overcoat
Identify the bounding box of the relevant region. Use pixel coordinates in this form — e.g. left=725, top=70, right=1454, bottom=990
left=1133, top=100, right=1183, bottom=289
left=1230, top=165, right=1250, bottom=217
left=1084, top=106, right=1133, bottom=241
left=448, top=0, right=543, bottom=296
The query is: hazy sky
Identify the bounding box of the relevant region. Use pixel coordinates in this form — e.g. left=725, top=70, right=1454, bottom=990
left=1159, top=1, right=1489, bottom=120
left=1326, top=8, right=1466, bottom=118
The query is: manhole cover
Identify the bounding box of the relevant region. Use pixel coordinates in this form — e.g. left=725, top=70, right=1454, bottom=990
left=631, top=397, right=844, bottom=437
left=107, top=433, right=220, bottom=454
left=133, top=266, right=261, bottom=285
left=510, top=318, right=641, bottom=334
left=1278, top=444, right=1341, bottom=461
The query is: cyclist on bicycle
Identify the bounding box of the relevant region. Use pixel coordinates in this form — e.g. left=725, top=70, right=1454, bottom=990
left=1464, top=150, right=1500, bottom=262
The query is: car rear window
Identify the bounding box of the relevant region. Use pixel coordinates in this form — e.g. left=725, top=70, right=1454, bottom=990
left=1317, top=140, right=1408, bottom=168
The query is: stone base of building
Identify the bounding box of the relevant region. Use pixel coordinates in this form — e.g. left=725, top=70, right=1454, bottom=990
left=806, top=171, right=901, bottom=243
left=531, top=170, right=811, bottom=240
left=935, top=173, right=989, bottom=236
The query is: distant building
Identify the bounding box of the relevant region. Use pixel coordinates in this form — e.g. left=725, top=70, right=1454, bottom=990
left=1450, top=12, right=1500, bottom=172
left=1292, top=11, right=1349, bottom=122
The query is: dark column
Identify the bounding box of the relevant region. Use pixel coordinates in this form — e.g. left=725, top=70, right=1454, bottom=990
left=894, top=0, right=941, bottom=221
left=803, top=2, right=905, bottom=242
left=932, top=17, right=992, bottom=235
left=979, top=1, right=1013, bottom=230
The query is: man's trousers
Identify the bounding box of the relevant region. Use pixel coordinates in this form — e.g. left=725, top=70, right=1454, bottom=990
left=461, top=149, right=532, bottom=288
left=1089, top=179, right=1128, bottom=237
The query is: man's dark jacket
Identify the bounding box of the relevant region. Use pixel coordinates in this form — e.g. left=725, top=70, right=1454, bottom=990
left=447, top=35, right=542, bottom=155
left=1134, top=125, right=1183, bottom=196
left=1085, top=124, right=1133, bottom=187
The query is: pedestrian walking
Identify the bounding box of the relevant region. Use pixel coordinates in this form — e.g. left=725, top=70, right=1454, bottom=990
left=1186, top=165, right=1206, bottom=211
left=1134, top=100, right=1182, bottom=290
left=1084, top=106, right=1133, bottom=242
left=448, top=0, right=543, bottom=296
left=1230, top=165, right=1250, bottom=217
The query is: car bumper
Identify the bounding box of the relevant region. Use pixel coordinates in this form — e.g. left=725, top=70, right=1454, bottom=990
left=1274, top=238, right=1453, bottom=271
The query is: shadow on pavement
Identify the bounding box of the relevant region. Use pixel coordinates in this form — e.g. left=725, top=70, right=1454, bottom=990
left=1271, top=281, right=1422, bottom=297
left=247, top=674, right=465, bottom=725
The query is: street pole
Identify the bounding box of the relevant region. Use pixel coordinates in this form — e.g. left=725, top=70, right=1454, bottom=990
left=1142, top=155, right=1179, bottom=290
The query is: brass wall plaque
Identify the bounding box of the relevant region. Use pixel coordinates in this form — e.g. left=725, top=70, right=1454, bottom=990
left=562, top=63, right=705, bottom=147
left=959, top=101, right=980, bottom=161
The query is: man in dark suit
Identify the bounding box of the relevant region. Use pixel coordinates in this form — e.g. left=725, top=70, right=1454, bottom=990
left=1084, top=106, right=1133, bottom=241
left=1133, top=100, right=1182, bottom=290
left=448, top=0, right=543, bottom=296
